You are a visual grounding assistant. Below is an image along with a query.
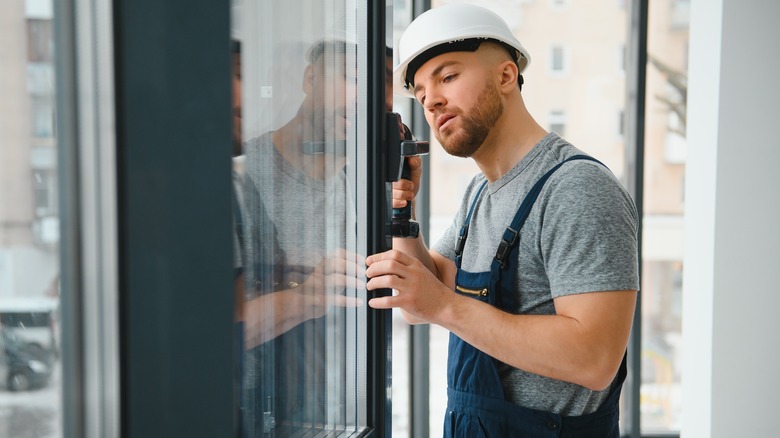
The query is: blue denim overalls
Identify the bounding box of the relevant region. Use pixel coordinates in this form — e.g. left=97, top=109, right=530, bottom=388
left=444, top=155, right=627, bottom=437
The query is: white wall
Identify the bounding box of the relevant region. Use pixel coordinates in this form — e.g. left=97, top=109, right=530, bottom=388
left=0, top=247, right=58, bottom=298
left=683, top=1, right=780, bottom=436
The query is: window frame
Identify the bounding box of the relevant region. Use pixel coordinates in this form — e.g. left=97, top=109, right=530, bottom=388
left=548, top=43, right=569, bottom=76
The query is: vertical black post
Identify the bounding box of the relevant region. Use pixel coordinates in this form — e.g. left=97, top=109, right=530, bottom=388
left=113, top=1, right=234, bottom=437
left=624, top=0, right=648, bottom=437
left=368, top=1, right=391, bottom=436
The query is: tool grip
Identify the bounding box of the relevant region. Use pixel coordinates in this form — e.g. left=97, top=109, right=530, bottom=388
left=393, top=158, right=413, bottom=220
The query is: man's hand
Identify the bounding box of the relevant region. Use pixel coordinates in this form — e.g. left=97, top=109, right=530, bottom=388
left=365, top=249, right=453, bottom=324
left=392, top=155, right=423, bottom=210
left=244, top=248, right=365, bottom=348
left=297, top=248, right=365, bottom=317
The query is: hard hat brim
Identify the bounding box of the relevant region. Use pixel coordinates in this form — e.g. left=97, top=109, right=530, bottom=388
left=393, top=33, right=529, bottom=99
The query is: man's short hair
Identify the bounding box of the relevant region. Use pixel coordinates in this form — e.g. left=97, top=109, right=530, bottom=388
left=405, top=39, right=523, bottom=92
left=306, top=39, right=355, bottom=64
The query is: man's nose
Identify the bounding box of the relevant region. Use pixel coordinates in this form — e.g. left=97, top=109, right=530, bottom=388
left=423, top=86, right=445, bottom=112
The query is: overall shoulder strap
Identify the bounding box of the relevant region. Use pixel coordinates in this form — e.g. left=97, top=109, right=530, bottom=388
left=493, top=155, right=605, bottom=269
left=454, top=179, right=489, bottom=268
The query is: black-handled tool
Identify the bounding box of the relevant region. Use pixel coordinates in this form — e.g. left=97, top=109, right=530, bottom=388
left=385, top=112, right=429, bottom=239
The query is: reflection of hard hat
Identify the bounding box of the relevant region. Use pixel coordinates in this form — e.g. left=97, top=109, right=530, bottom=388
left=394, top=3, right=530, bottom=98
left=306, top=39, right=354, bottom=64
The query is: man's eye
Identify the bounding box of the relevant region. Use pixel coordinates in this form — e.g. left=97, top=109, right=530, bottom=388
left=443, top=74, right=455, bottom=83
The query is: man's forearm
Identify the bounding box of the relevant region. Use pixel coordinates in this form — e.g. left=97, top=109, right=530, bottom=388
left=392, top=233, right=439, bottom=277
left=243, top=291, right=312, bottom=348
left=438, top=290, right=636, bottom=391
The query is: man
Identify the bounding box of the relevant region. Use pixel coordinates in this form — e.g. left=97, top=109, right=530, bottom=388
left=239, top=38, right=371, bottom=435
left=366, top=4, right=639, bottom=437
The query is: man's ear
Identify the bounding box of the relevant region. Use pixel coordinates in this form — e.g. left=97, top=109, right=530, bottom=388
left=498, top=60, right=519, bottom=93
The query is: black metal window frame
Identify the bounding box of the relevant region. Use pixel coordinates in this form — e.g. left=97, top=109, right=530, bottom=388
left=368, top=1, right=393, bottom=436
left=56, top=0, right=393, bottom=437
left=53, top=0, right=667, bottom=436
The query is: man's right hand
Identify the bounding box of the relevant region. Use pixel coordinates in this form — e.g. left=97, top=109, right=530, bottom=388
left=392, top=155, right=423, bottom=210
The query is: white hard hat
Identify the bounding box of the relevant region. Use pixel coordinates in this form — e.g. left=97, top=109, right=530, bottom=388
left=393, top=3, right=530, bottom=98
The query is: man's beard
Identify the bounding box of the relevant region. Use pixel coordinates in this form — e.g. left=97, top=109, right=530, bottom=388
left=306, top=104, right=351, bottom=141
left=437, top=80, right=504, bottom=158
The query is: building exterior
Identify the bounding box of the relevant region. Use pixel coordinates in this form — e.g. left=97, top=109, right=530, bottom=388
left=0, top=0, right=59, bottom=301
left=1, top=0, right=689, bottom=434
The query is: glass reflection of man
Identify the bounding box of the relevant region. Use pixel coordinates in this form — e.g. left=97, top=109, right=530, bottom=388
left=240, top=39, right=363, bottom=435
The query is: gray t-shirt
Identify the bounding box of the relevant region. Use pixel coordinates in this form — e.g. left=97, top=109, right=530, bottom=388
left=433, top=132, right=639, bottom=416
left=232, top=170, right=246, bottom=270
left=243, top=132, right=349, bottom=274
left=240, top=132, right=352, bottom=425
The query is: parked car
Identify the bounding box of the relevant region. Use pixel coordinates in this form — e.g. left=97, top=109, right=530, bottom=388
left=0, top=297, right=59, bottom=364
left=0, top=327, right=52, bottom=391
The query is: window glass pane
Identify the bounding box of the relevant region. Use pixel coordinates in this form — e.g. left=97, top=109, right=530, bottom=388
left=424, top=1, right=630, bottom=436
left=641, top=0, right=688, bottom=433
left=235, top=0, right=369, bottom=435
left=549, top=110, right=567, bottom=137
left=0, top=0, right=62, bottom=436
left=390, top=2, right=415, bottom=437
left=550, top=45, right=566, bottom=73
left=30, top=97, right=55, bottom=138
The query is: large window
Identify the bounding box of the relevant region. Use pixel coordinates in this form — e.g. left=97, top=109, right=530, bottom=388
left=235, top=0, right=373, bottom=435
left=0, top=0, right=62, bottom=436
left=640, top=0, right=688, bottom=433
left=393, top=1, right=687, bottom=437
left=420, top=1, right=632, bottom=435
left=1, top=0, right=692, bottom=436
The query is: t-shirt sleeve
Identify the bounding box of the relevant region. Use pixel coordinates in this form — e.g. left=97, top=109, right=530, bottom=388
left=432, top=218, right=459, bottom=260
left=539, top=162, right=639, bottom=297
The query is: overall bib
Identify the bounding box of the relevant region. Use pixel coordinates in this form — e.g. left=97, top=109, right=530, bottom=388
left=444, top=155, right=627, bottom=437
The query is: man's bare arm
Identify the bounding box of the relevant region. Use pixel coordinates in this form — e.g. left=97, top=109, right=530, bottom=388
left=366, top=249, right=636, bottom=390
left=443, top=289, right=636, bottom=390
